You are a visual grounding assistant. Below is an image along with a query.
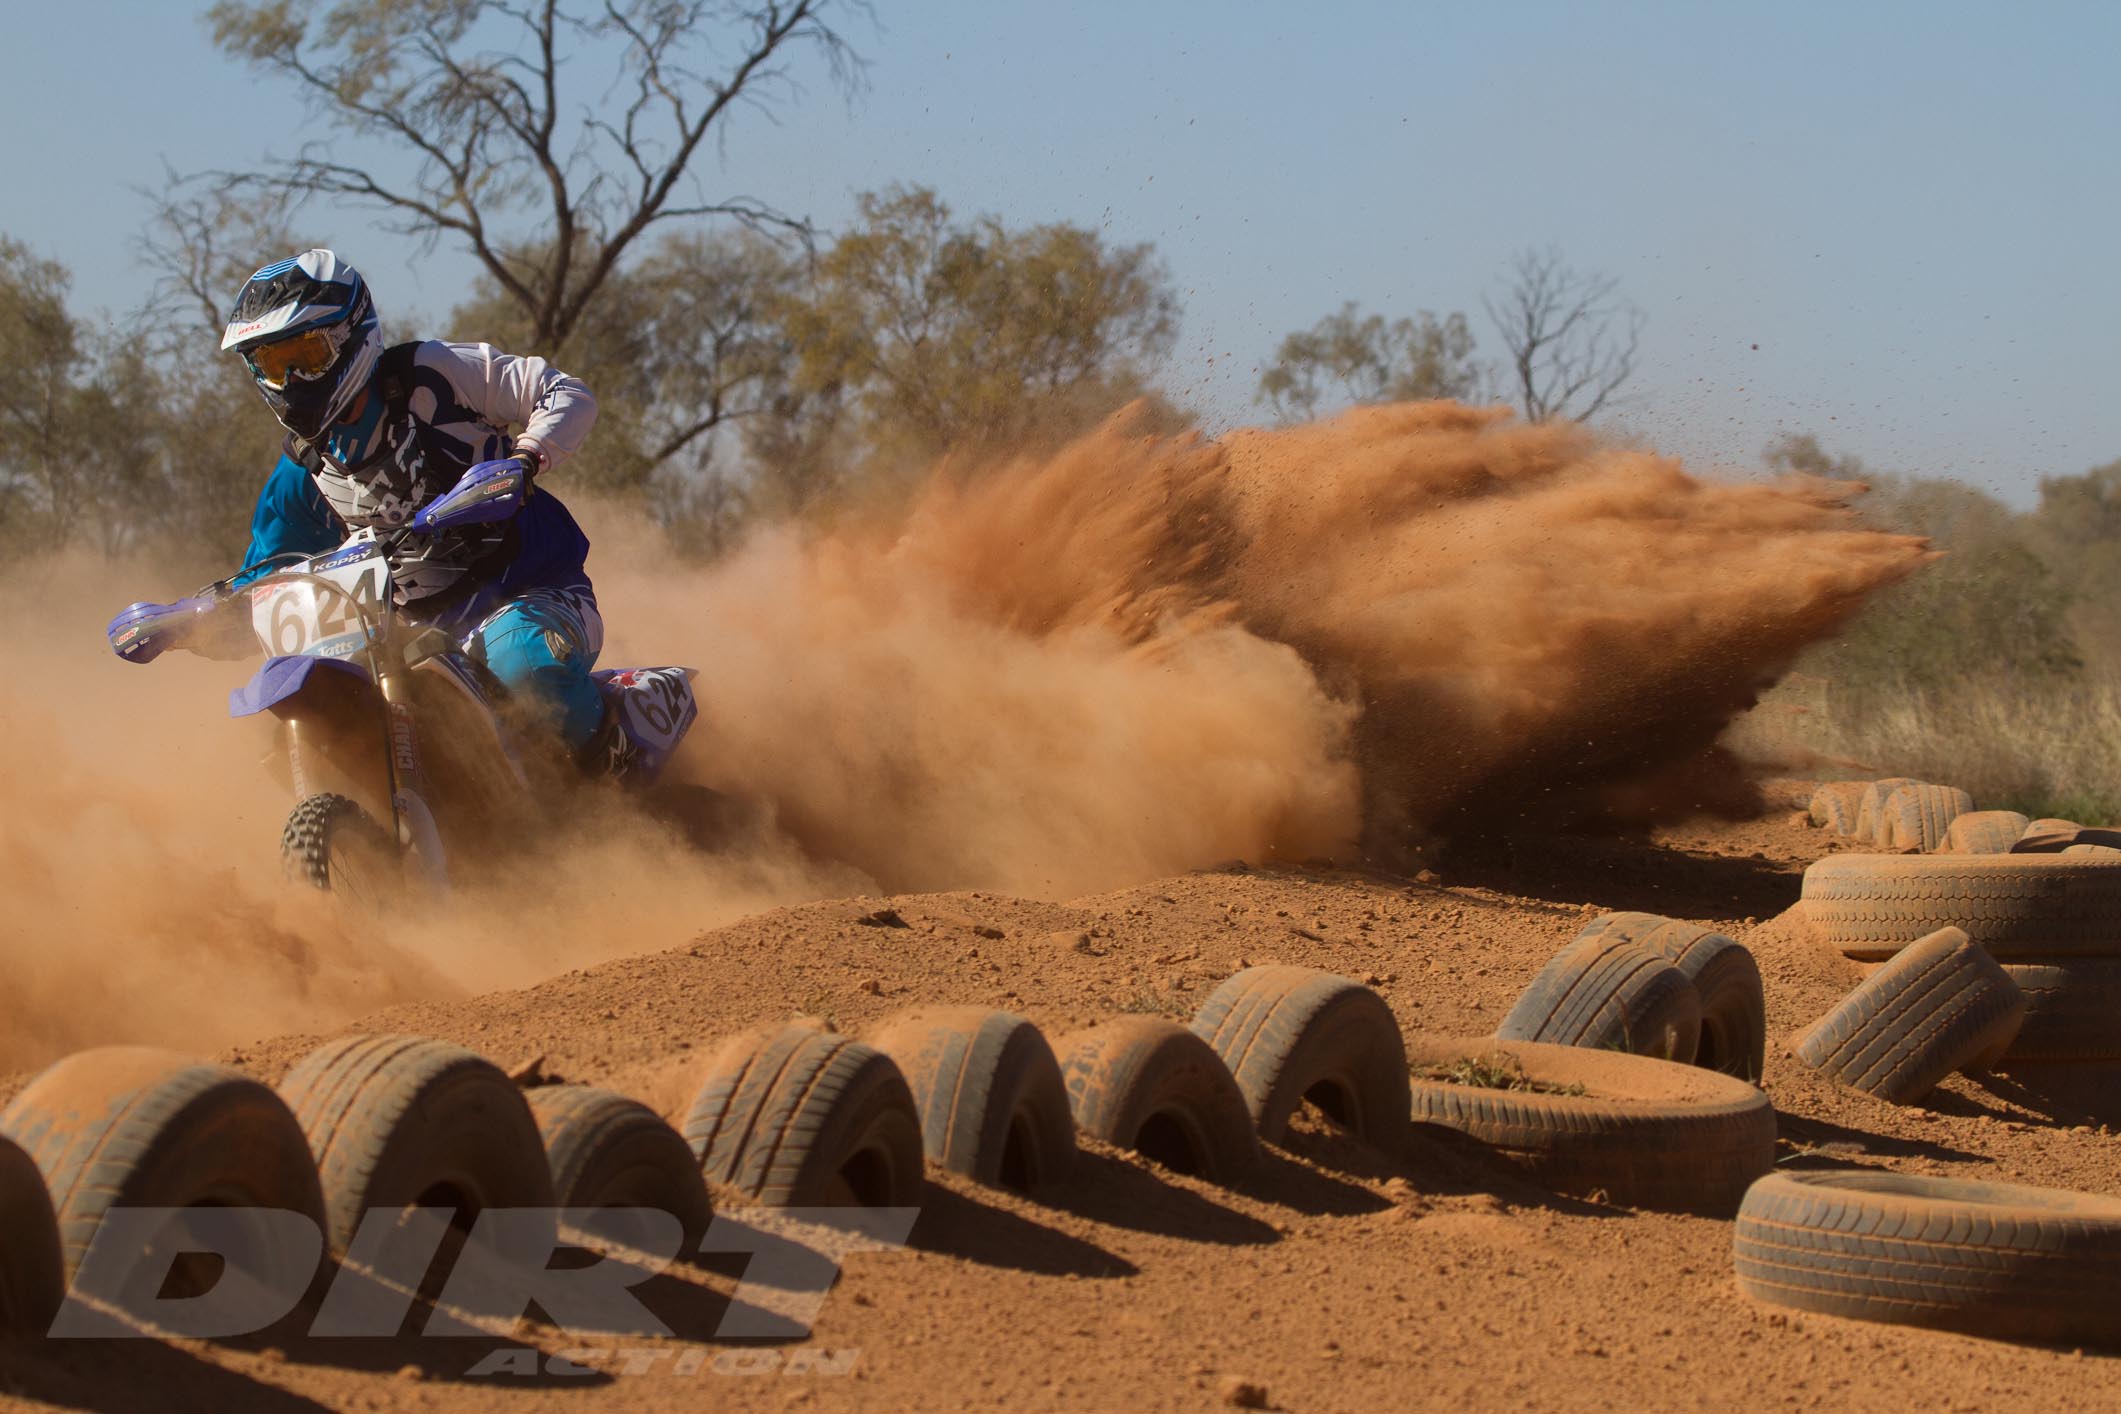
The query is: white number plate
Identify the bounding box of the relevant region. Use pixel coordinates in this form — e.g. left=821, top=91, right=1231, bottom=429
left=251, top=548, right=390, bottom=658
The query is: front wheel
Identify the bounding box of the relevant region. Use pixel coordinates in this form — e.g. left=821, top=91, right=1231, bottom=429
left=281, top=792, right=396, bottom=905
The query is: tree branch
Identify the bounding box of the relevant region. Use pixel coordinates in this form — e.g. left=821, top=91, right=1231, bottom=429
left=194, top=0, right=866, bottom=348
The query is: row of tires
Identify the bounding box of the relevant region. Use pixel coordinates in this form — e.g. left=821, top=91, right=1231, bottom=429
left=1809, top=776, right=2121, bottom=861
left=0, top=953, right=1804, bottom=1339
left=1808, top=778, right=1974, bottom=852
left=0, top=946, right=2106, bottom=1349
left=1800, top=852, right=2121, bottom=1063
left=0, top=967, right=1405, bottom=1338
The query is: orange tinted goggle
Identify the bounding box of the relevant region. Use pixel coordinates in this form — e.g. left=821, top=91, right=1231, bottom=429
left=246, top=326, right=343, bottom=388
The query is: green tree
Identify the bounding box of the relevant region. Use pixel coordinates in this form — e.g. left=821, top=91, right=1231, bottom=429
left=0, top=241, right=240, bottom=560
left=202, top=0, right=864, bottom=351
left=1763, top=432, right=1862, bottom=481
left=0, top=238, right=84, bottom=539
left=2027, top=458, right=2121, bottom=677
left=446, top=228, right=804, bottom=498
left=1256, top=302, right=1482, bottom=422
left=778, top=185, right=1183, bottom=473
left=1776, top=435, right=2082, bottom=699
left=2033, top=459, right=2121, bottom=547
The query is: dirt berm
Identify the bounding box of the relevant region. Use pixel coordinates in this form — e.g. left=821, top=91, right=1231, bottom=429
left=1, top=794, right=2115, bottom=1412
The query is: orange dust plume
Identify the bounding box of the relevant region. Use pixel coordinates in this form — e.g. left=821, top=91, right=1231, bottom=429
left=598, top=399, right=1928, bottom=888
left=0, top=400, right=1926, bottom=1071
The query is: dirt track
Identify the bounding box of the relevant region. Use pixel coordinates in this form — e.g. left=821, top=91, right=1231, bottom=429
left=2, top=787, right=2117, bottom=1412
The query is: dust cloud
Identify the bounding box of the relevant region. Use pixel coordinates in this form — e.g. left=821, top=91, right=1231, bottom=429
left=0, top=557, right=862, bottom=1073
left=0, top=401, right=1926, bottom=1069
left=607, top=400, right=1927, bottom=883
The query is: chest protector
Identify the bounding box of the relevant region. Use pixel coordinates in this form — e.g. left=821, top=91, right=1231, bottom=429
left=286, top=342, right=517, bottom=605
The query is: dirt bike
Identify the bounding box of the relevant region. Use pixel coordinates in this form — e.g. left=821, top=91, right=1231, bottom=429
left=107, top=460, right=700, bottom=899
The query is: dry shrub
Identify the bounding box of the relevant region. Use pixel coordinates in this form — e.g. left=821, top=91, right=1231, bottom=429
left=1804, top=673, right=2121, bottom=824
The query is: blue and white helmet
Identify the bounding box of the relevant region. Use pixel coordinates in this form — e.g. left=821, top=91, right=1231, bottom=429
left=222, top=250, right=383, bottom=441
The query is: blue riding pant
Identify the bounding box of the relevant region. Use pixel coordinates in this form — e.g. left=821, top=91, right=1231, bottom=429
left=459, top=587, right=605, bottom=752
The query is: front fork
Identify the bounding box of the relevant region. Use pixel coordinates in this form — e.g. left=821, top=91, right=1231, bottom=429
left=374, top=660, right=450, bottom=891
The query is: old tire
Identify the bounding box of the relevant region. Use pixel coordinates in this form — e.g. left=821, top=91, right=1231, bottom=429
left=1733, top=1170, right=2121, bottom=1346
left=1854, top=777, right=1918, bottom=845
left=865, top=1007, right=1075, bottom=1193
left=280, top=792, right=395, bottom=900
left=0, top=1137, right=63, bottom=1337
left=1808, top=782, right=1866, bottom=836
left=1190, top=967, right=1411, bottom=1148
left=1054, top=1019, right=1260, bottom=1184
left=1884, top=783, right=1974, bottom=852
left=0, top=1047, right=323, bottom=1318
left=1495, top=936, right=1702, bottom=1062
left=278, top=1035, right=554, bottom=1258
left=683, top=1027, right=925, bottom=1208
left=1999, top=960, right=2121, bottom=1062
left=1576, top=914, right=1766, bottom=1081
left=2023, top=817, right=2085, bottom=839
left=1800, top=853, right=2121, bottom=961
left=1405, top=1036, right=1775, bottom=1214
left=525, top=1086, right=712, bottom=1256
left=1944, top=810, right=2030, bottom=855
left=1794, top=927, right=2025, bottom=1102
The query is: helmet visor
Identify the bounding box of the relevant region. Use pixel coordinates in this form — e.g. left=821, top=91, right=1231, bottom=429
left=245, top=324, right=346, bottom=388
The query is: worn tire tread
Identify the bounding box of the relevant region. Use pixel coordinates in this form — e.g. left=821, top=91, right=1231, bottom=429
left=1733, top=1170, right=2121, bottom=1345
left=1191, top=967, right=1411, bottom=1146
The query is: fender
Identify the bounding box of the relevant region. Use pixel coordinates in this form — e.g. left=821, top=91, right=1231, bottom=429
left=591, top=666, right=699, bottom=784
left=229, top=655, right=373, bottom=719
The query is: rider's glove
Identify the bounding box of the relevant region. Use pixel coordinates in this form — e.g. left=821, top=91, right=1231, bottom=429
left=107, top=594, right=241, bottom=664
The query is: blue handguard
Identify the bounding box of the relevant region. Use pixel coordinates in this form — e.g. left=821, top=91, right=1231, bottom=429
left=107, top=596, right=220, bottom=664
left=411, top=457, right=531, bottom=536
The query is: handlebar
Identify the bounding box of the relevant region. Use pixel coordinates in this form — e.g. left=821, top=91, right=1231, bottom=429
left=116, top=458, right=524, bottom=665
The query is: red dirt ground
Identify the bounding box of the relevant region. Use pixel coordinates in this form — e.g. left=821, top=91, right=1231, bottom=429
left=1, top=783, right=2115, bottom=1412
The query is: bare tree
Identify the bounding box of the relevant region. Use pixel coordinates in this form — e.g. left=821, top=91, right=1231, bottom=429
left=446, top=226, right=806, bottom=493
left=1482, top=247, right=1643, bottom=423
left=137, top=169, right=306, bottom=344
left=198, top=0, right=866, bottom=351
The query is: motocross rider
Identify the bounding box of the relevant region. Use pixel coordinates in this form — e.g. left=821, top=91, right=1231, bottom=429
left=111, top=249, right=613, bottom=767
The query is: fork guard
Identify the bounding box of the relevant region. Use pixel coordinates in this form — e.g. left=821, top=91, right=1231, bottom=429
left=229, top=655, right=372, bottom=718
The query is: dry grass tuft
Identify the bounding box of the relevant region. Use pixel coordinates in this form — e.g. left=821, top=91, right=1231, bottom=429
left=1805, top=674, right=2121, bottom=824
left=1416, top=1052, right=1588, bottom=1096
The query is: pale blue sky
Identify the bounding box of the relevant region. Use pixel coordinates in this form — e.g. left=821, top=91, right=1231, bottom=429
left=3, top=1, right=2115, bottom=502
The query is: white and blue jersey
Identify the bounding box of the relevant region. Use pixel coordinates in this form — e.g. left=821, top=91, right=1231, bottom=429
left=237, top=340, right=600, bottom=629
